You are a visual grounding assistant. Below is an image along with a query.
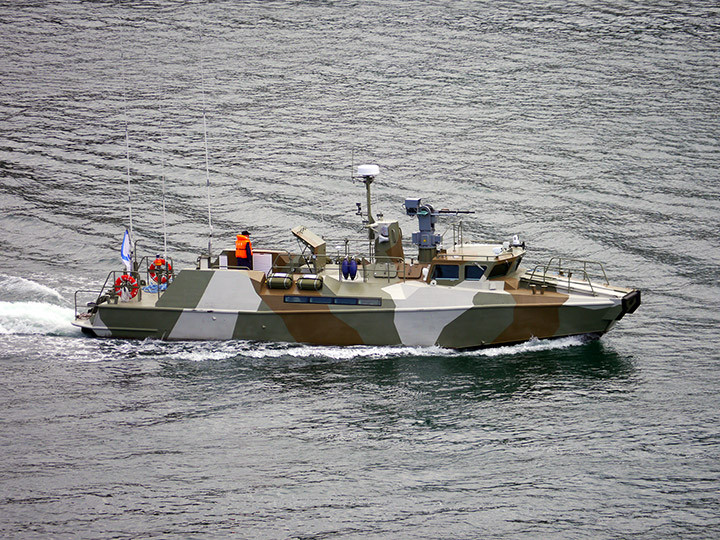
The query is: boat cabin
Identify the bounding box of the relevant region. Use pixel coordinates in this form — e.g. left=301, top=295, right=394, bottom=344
left=427, top=244, right=525, bottom=286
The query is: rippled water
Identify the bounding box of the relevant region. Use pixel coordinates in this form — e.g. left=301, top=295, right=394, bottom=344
left=1, top=1, right=719, bottom=538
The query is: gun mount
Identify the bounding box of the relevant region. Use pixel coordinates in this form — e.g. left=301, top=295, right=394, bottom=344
left=404, top=198, right=474, bottom=262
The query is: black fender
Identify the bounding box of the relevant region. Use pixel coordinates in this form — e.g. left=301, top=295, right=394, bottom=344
left=618, top=290, right=641, bottom=320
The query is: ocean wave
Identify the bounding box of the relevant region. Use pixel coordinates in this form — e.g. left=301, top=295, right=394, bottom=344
left=0, top=301, right=78, bottom=336
left=149, top=334, right=592, bottom=363
left=466, top=335, right=592, bottom=358
left=0, top=274, right=66, bottom=304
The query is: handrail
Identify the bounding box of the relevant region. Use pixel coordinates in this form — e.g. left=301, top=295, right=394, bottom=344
left=74, top=288, right=103, bottom=318
left=452, top=221, right=464, bottom=247
left=100, top=269, right=143, bottom=301
left=138, top=255, right=175, bottom=286
left=323, top=237, right=375, bottom=259
left=334, top=256, right=407, bottom=283
left=525, top=257, right=610, bottom=297
left=434, top=252, right=517, bottom=263
left=268, top=250, right=316, bottom=274
left=543, top=257, right=609, bottom=285
left=74, top=269, right=144, bottom=318
left=526, top=265, right=595, bottom=296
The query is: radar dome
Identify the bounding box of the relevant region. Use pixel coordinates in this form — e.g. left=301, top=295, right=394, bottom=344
left=357, top=164, right=380, bottom=177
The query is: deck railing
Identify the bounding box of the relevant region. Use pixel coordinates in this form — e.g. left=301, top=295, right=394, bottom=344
left=74, top=255, right=180, bottom=317
left=73, top=269, right=143, bottom=317
left=525, top=258, right=610, bottom=296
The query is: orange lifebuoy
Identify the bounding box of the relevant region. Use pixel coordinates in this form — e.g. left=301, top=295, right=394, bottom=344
left=149, top=258, right=172, bottom=284
left=114, top=274, right=138, bottom=298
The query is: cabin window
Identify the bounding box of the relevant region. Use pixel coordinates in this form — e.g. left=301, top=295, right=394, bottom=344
left=432, top=264, right=460, bottom=280
left=488, top=261, right=511, bottom=278
left=284, top=295, right=381, bottom=307
left=308, top=296, right=333, bottom=304
left=465, top=264, right=487, bottom=280
left=357, top=298, right=382, bottom=306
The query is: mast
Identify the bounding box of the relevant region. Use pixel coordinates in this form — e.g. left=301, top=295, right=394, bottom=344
left=159, top=90, right=168, bottom=262
left=365, top=175, right=374, bottom=226
left=120, top=51, right=139, bottom=273
left=200, top=41, right=213, bottom=256
left=121, top=52, right=134, bottom=247
left=357, top=164, right=379, bottom=242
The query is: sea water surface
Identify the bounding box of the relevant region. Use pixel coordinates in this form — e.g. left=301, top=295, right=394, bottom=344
left=1, top=1, right=719, bottom=538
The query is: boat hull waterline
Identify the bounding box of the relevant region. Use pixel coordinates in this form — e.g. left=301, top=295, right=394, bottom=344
left=73, top=165, right=640, bottom=349
left=74, top=268, right=640, bottom=350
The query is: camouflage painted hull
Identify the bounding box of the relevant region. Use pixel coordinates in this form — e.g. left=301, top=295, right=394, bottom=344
left=74, top=266, right=640, bottom=349
left=74, top=169, right=640, bottom=348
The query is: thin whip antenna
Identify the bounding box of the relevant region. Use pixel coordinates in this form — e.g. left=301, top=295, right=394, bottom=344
left=159, top=89, right=168, bottom=262
left=200, top=31, right=213, bottom=257
left=121, top=52, right=134, bottom=245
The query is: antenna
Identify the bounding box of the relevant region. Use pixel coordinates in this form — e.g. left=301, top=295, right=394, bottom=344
left=350, top=147, right=354, bottom=183
left=121, top=52, right=134, bottom=248
left=159, top=89, right=168, bottom=262
left=200, top=38, right=213, bottom=256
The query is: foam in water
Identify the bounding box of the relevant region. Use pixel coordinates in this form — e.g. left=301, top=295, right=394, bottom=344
left=0, top=274, right=77, bottom=336
left=0, top=274, right=66, bottom=304
left=467, top=335, right=591, bottom=358
left=0, top=301, right=78, bottom=336
left=157, top=335, right=592, bottom=363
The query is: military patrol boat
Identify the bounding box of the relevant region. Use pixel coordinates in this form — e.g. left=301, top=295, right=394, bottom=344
left=73, top=165, right=640, bottom=348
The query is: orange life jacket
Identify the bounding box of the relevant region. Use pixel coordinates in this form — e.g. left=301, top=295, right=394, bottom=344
left=236, top=235, right=252, bottom=259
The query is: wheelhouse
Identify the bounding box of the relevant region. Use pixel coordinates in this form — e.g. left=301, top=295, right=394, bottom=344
left=428, top=249, right=524, bottom=285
